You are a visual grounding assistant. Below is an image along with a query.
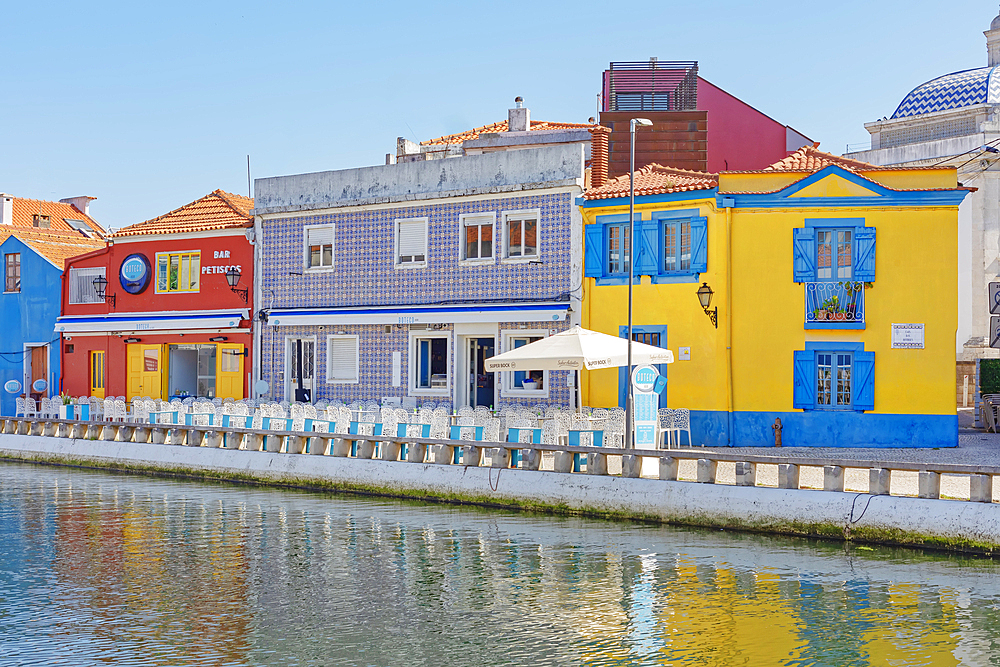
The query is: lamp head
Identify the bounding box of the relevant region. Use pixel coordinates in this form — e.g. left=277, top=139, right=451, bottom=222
left=92, top=275, right=108, bottom=298
left=631, top=118, right=653, bottom=128
left=696, top=282, right=714, bottom=309
left=225, top=266, right=241, bottom=288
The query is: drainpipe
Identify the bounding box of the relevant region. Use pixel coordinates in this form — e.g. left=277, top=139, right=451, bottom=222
left=725, top=203, right=735, bottom=446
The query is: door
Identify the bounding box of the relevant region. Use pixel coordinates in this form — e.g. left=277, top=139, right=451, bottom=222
left=618, top=326, right=668, bottom=409
left=467, top=338, right=495, bottom=408
left=26, top=345, right=48, bottom=398
left=127, top=344, right=163, bottom=401
left=217, top=344, right=245, bottom=400
left=90, top=351, right=105, bottom=399
left=286, top=339, right=315, bottom=402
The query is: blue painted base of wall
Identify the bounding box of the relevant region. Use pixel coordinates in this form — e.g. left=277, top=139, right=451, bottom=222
left=689, top=410, right=958, bottom=448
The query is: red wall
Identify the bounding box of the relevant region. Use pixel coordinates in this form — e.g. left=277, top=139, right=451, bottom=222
left=698, top=77, right=797, bottom=173
left=60, top=232, right=254, bottom=399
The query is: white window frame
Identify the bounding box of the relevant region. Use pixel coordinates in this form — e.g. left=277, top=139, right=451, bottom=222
left=283, top=335, right=317, bottom=402
left=325, top=334, right=359, bottom=384
left=303, top=223, right=336, bottom=272
left=500, top=328, right=550, bottom=399
left=459, top=212, right=497, bottom=265
left=68, top=267, right=106, bottom=304
left=501, top=208, right=541, bottom=263
left=408, top=331, right=451, bottom=396
left=395, top=217, right=429, bottom=269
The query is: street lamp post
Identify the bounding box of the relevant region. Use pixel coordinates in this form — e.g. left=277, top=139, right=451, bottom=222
left=625, top=117, right=652, bottom=450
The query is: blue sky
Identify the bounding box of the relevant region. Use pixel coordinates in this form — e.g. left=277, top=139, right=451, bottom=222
left=1, top=1, right=994, bottom=229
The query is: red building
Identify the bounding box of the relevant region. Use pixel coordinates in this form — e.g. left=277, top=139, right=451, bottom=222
left=57, top=190, right=254, bottom=401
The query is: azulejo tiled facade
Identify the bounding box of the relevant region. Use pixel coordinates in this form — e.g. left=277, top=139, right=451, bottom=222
left=253, top=145, right=586, bottom=408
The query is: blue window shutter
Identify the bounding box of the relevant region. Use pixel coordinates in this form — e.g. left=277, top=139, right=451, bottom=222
left=854, top=350, right=875, bottom=411
left=584, top=224, right=603, bottom=278
left=854, top=226, right=876, bottom=281
left=793, top=350, right=815, bottom=409
left=636, top=220, right=657, bottom=275
left=792, top=227, right=816, bottom=283
left=690, top=216, right=708, bottom=273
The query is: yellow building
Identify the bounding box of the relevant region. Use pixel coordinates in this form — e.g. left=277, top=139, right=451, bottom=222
left=579, top=146, right=970, bottom=447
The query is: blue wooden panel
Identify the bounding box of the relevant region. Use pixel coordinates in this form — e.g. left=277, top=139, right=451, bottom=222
left=689, top=216, right=708, bottom=273
left=854, top=227, right=876, bottom=281
left=853, top=350, right=875, bottom=411
left=792, top=228, right=816, bottom=282
left=584, top=224, right=603, bottom=278
left=792, top=350, right=815, bottom=409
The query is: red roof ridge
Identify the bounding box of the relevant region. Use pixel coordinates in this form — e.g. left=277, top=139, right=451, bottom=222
left=112, top=190, right=253, bottom=238
left=762, top=145, right=880, bottom=172
left=421, top=120, right=597, bottom=146
left=583, top=162, right=718, bottom=200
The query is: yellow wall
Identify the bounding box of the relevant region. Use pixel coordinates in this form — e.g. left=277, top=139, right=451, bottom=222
left=581, top=195, right=959, bottom=419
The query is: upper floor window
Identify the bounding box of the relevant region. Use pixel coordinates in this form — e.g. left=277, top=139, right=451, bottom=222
left=32, top=214, right=50, bottom=229
left=504, top=211, right=539, bottom=260
left=396, top=218, right=428, bottom=267
left=662, top=219, right=691, bottom=273
left=4, top=253, right=20, bottom=293
left=304, top=224, right=335, bottom=270
left=68, top=267, right=105, bottom=304
left=606, top=223, right=630, bottom=275
left=460, top=214, right=494, bottom=262
left=816, top=229, right=852, bottom=281
left=326, top=335, right=359, bottom=384
left=156, top=251, right=200, bottom=293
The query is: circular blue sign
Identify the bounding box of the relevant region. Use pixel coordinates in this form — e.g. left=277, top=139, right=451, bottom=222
left=32, top=379, right=47, bottom=393
left=4, top=380, right=21, bottom=395
left=631, top=365, right=660, bottom=393
left=119, top=253, right=151, bottom=294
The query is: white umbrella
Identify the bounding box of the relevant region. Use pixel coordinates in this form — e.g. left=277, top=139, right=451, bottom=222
left=484, top=325, right=674, bottom=372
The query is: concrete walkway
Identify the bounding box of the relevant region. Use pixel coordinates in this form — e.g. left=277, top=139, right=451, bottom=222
left=674, top=409, right=1000, bottom=501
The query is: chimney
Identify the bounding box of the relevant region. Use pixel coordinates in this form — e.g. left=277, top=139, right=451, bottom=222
left=508, top=96, right=529, bottom=132
left=589, top=125, right=611, bottom=189
left=0, top=194, right=12, bottom=226
left=59, top=196, right=95, bottom=217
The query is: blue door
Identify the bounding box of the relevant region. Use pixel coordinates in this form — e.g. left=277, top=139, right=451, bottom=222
left=618, top=326, right=668, bottom=409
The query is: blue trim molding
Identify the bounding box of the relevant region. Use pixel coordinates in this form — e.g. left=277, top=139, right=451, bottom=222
left=689, top=410, right=957, bottom=448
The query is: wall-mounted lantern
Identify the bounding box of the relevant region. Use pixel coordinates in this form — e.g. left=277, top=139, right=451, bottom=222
left=696, top=282, right=718, bottom=328
left=92, top=275, right=115, bottom=308
left=225, top=266, right=248, bottom=304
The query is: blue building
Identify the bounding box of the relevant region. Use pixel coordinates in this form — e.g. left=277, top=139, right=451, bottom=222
left=0, top=194, right=105, bottom=415
left=252, top=113, right=591, bottom=409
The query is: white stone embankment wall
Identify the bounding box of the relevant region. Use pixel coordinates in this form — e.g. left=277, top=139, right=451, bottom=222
left=3, top=434, right=1000, bottom=550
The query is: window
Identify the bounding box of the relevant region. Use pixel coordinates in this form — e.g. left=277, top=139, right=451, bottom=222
left=504, top=211, right=539, bottom=259
left=326, top=335, right=359, bottom=384
left=304, top=224, right=335, bottom=270
left=606, top=224, right=630, bottom=275
left=662, top=219, right=691, bottom=272
left=793, top=343, right=874, bottom=412
left=816, top=229, right=852, bottom=280
left=460, top=214, right=494, bottom=262
left=69, top=267, right=106, bottom=304
left=396, top=218, right=428, bottom=267
left=4, top=253, right=20, bottom=293
left=501, top=330, right=549, bottom=397
left=156, top=251, right=200, bottom=293
left=411, top=335, right=449, bottom=394
left=32, top=214, right=50, bottom=229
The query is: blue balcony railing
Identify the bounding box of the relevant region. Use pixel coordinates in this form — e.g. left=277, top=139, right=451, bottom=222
left=805, top=282, right=865, bottom=325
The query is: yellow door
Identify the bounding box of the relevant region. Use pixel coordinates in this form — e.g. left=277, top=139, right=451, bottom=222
left=127, top=344, right=164, bottom=401
left=90, top=351, right=105, bottom=399
left=217, top=343, right=245, bottom=400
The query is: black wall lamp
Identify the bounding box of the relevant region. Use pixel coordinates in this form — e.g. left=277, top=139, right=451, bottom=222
left=92, top=275, right=115, bottom=308
left=225, top=266, right=248, bottom=303
left=123, top=337, right=141, bottom=344
left=696, top=282, right=718, bottom=329
left=209, top=336, right=228, bottom=342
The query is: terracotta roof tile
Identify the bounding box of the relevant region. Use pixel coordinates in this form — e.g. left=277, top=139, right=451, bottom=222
left=112, top=189, right=253, bottom=238
left=0, top=196, right=106, bottom=266
left=421, top=120, right=596, bottom=146
left=582, top=163, right=718, bottom=200
left=762, top=145, right=882, bottom=172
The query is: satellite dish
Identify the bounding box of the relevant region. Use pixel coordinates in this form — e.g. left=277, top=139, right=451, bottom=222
left=253, top=380, right=270, bottom=396
left=4, top=380, right=21, bottom=395
left=32, top=379, right=47, bottom=393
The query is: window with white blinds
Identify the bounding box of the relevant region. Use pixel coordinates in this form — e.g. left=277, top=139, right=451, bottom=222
left=304, top=224, right=335, bottom=269
left=396, top=218, right=428, bottom=266
left=69, top=267, right=105, bottom=304
left=326, top=335, right=359, bottom=383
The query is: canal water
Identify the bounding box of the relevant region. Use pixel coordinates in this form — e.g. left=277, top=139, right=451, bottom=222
left=2, top=462, right=999, bottom=666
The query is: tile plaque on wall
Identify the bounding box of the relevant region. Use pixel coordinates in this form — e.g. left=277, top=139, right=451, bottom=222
left=891, top=323, right=924, bottom=349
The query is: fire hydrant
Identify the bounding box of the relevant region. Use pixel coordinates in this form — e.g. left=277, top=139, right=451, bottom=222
left=772, top=417, right=783, bottom=447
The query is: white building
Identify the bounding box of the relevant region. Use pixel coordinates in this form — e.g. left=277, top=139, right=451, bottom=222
left=847, top=10, right=1000, bottom=360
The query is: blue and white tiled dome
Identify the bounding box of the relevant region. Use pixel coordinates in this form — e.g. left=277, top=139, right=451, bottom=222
left=891, top=66, right=1000, bottom=118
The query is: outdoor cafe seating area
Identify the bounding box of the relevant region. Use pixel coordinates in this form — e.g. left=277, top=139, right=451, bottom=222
left=14, top=395, right=696, bottom=449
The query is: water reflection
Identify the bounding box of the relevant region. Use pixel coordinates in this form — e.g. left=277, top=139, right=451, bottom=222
left=2, top=462, right=1000, bottom=666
